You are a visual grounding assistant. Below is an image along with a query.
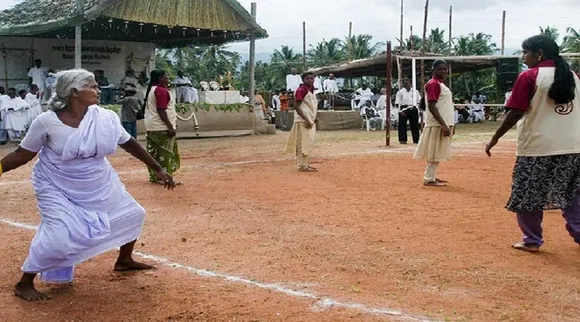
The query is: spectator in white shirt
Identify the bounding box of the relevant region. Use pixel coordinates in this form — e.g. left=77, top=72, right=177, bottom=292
left=352, top=84, right=374, bottom=109
left=271, top=90, right=281, bottom=111
left=323, top=74, right=339, bottom=109
left=323, top=74, right=339, bottom=93
left=360, top=101, right=382, bottom=131
left=470, top=98, right=485, bottom=122
left=27, top=59, right=49, bottom=96
left=285, top=68, right=302, bottom=93
left=395, top=80, right=422, bottom=144
left=44, top=69, right=57, bottom=103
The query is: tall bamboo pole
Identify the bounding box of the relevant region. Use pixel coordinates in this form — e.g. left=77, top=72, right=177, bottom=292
left=501, top=11, right=506, bottom=55
left=74, top=0, right=83, bottom=68
left=420, top=0, right=429, bottom=90
left=386, top=41, right=393, bottom=147
left=302, top=21, right=307, bottom=70
left=249, top=3, right=257, bottom=133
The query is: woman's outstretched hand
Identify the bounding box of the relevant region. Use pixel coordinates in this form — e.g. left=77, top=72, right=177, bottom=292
left=155, top=169, right=176, bottom=190
left=485, top=137, right=499, bottom=156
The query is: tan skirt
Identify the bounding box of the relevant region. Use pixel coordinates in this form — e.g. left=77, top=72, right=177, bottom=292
left=413, top=126, right=453, bottom=162
left=286, top=122, right=316, bottom=155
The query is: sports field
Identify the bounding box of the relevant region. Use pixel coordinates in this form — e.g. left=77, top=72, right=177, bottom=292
left=1, top=123, right=579, bottom=321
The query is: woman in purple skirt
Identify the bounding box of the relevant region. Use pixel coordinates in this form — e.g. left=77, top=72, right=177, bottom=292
left=486, top=35, right=580, bottom=252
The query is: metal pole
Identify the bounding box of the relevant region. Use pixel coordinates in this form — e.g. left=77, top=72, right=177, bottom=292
left=75, top=0, right=83, bottom=69
left=386, top=41, right=393, bottom=147
left=249, top=3, right=257, bottom=133
left=501, top=10, right=506, bottom=55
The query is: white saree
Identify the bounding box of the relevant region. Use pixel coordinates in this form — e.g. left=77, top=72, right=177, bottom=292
left=20, top=106, right=145, bottom=282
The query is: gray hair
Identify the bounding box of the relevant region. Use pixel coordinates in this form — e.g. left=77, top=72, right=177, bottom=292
left=47, top=69, right=96, bottom=111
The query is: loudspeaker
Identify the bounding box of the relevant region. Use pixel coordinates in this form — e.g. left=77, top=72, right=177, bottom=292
left=496, top=58, right=519, bottom=92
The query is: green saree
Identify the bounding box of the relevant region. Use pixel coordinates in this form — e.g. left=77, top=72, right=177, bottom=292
left=146, top=131, right=181, bottom=183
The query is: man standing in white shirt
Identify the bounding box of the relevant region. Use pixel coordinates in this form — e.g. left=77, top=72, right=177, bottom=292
left=285, top=68, right=302, bottom=93
left=395, top=79, right=422, bottom=144
left=323, top=74, right=339, bottom=109
left=27, top=59, right=49, bottom=96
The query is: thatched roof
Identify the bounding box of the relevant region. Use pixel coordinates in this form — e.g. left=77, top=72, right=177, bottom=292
left=308, top=53, right=517, bottom=78
left=0, top=0, right=267, bottom=47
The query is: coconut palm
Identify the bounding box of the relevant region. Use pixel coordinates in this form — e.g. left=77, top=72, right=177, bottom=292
left=539, top=26, right=560, bottom=43
left=426, top=28, right=448, bottom=53
left=271, top=46, right=303, bottom=70
left=343, top=34, right=382, bottom=60
left=562, top=27, right=580, bottom=53
left=307, top=38, right=345, bottom=67
left=451, top=33, right=498, bottom=99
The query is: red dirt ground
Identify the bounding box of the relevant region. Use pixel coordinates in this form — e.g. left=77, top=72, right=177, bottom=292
left=1, top=129, right=580, bottom=322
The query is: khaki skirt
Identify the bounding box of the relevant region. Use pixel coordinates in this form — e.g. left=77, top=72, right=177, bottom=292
left=413, top=126, right=453, bottom=162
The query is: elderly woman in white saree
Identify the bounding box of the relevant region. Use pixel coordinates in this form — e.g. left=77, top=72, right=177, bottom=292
left=0, top=69, right=176, bottom=301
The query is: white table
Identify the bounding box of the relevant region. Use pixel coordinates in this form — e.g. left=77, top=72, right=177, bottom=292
left=199, top=91, right=241, bottom=104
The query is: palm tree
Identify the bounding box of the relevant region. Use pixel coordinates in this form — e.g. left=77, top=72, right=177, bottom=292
left=539, top=26, right=560, bottom=43
left=426, top=28, right=448, bottom=53
left=307, top=38, right=345, bottom=67
left=343, top=34, right=382, bottom=60
left=562, top=27, right=580, bottom=53
left=271, top=46, right=303, bottom=70
left=398, top=35, right=422, bottom=52
left=562, top=27, right=580, bottom=72
left=450, top=33, right=498, bottom=98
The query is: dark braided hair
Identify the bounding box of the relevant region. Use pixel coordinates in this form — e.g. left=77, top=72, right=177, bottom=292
left=522, top=35, right=575, bottom=104
left=142, top=69, right=166, bottom=111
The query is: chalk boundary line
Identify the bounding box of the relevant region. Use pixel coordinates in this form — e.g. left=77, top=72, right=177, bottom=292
left=0, top=139, right=516, bottom=321
left=0, top=218, right=432, bottom=322
left=0, top=139, right=516, bottom=187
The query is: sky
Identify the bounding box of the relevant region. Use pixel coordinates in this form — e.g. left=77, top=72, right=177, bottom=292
left=2, top=0, right=580, bottom=56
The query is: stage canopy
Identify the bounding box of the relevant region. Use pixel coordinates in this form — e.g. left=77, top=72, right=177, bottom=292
left=308, top=53, right=520, bottom=78
left=0, top=0, right=268, bottom=48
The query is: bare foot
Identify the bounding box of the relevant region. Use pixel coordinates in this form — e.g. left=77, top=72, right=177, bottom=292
left=14, top=282, right=51, bottom=301
left=114, top=259, right=156, bottom=272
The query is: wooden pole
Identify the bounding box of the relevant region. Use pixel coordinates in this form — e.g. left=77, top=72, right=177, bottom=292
left=448, top=6, right=452, bottom=52
left=249, top=3, right=257, bottom=133
left=410, top=25, right=414, bottom=54
left=348, top=22, right=353, bottom=88
left=448, top=62, right=452, bottom=90
left=501, top=10, right=506, bottom=55
left=397, top=56, right=402, bottom=88
left=74, top=0, right=83, bottom=69
left=348, top=22, right=353, bottom=61
left=399, top=0, right=404, bottom=50
left=302, top=21, right=307, bottom=70
left=386, top=41, right=393, bottom=147
left=420, top=0, right=429, bottom=90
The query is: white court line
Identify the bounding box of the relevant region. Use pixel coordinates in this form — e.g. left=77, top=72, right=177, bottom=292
left=0, top=217, right=433, bottom=322
left=0, top=139, right=516, bottom=187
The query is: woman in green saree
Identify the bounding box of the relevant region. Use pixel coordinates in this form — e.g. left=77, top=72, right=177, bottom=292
left=143, top=70, right=181, bottom=184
